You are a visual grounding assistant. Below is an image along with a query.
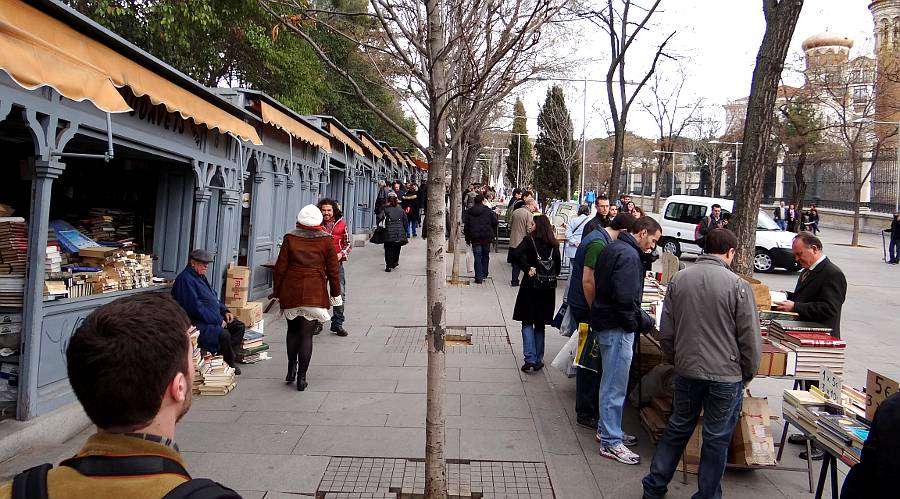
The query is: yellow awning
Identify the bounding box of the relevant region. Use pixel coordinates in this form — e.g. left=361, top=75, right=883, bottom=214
left=0, top=0, right=261, bottom=144
left=356, top=133, right=384, bottom=159
left=260, top=102, right=331, bottom=153
left=382, top=147, right=398, bottom=166
left=327, top=123, right=364, bottom=156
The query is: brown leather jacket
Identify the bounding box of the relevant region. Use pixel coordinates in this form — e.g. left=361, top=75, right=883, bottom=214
left=273, top=228, right=341, bottom=309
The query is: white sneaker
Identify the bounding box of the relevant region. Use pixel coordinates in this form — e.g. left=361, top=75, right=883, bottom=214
left=599, top=443, right=641, bottom=465
left=595, top=432, right=639, bottom=447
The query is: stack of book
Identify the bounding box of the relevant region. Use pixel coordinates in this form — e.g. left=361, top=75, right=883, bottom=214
left=815, top=413, right=868, bottom=465
left=77, top=245, right=154, bottom=294
left=189, top=329, right=205, bottom=394
left=198, top=355, right=236, bottom=395
left=758, top=310, right=798, bottom=337
left=236, top=329, right=270, bottom=364
left=782, top=388, right=835, bottom=434
left=641, top=277, right=665, bottom=313
left=757, top=339, right=796, bottom=376
left=768, top=320, right=845, bottom=377
left=0, top=219, right=26, bottom=307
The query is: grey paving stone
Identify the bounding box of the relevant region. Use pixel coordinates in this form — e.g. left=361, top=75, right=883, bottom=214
left=459, top=367, right=526, bottom=383
left=459, top=429, right=544, bottom=462
left=176, top=422, right=307, bottom=454
left=395, top=379, right=526, bottom=396
left=238, top=411, right=388, bottom=428
left=293, top=426, right=461, bottom=459
left=181, top=452, right=329, bottom=493
left=317, top=392, right=461, bottom=417
left=460, top=394, right=531, bottom=417
left=180, top=409, right=244, bottom=424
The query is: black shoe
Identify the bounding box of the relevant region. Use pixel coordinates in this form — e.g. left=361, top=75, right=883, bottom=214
left=385, top=266, right=392, bottom=272
left=576, top=416, right=598, bottom=430
left=331, top=326, right=349, bottom=337
left=788, top=433, right=808, bottom=445
left=313, top=323, right=323, bottom=336
left=533, top=362, right=544, bottom=371
left=511, top=280, right=520, bottom=287
left=297, top=375, right=308, bottom=391
left=233, top=367, right=242, bottom=376
left=521, top=363, right=533, bottom=372
left=800, top=448, right=824, bottom=461
left=474, top=279, right=483, bottom=284
left=285, top=361, right=297, bottom=383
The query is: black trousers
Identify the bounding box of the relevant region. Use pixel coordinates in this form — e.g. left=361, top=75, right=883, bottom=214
left=384, top=241, right=403, bottom=268
left=219, top=324, right=244, bottom=368
left=572, top=306, right=602, bottom=421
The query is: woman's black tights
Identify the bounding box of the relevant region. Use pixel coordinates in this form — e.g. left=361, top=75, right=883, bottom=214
left=286, top=316, right=317, bottom=376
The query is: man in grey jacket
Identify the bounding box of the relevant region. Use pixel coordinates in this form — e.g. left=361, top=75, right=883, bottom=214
left=642, top=228, right=761, bottom=499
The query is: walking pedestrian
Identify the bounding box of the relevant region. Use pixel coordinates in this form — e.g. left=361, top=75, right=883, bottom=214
left=382, top=192, right=408, bottom=272
left=807, top=205, right=820, bottom=234
left=774, top=201, right=786, bottom=230
left=512, top=214, right=561, bottom=372
left=642, top=228, right=761, bottom=499
left=591, top=216, right=661, bottom=465
left=402, top=183, right=420, bottom=237
left=507, top=197, right=538, bottom=286
left=375, top=180, right=389, bottom=222
left=272, top=205, right=342, bottom=391
left=318, top=198, right=351, bottom=337
left=887, top=212, right=900, bottom=264
left=786, top=203, right=799, bottom=232
left=464, top=194, right=499, bottom=284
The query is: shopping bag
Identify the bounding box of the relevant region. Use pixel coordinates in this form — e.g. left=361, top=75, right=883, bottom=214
left=574, top=323, right=602, bottom=372
left=466, top=247, right=475, bottom=273
left=550, top=302, right=568, bottom=330
left=559, top=304, right=576, bottom=337
left=551, top=332, right=579, bottom=377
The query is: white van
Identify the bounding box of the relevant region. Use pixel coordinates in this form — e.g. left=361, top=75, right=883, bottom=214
left=658, top=195, right=800, bottom=273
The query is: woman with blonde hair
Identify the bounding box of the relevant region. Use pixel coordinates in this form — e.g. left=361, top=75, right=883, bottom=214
left=272, top=205, right=342, bottom=390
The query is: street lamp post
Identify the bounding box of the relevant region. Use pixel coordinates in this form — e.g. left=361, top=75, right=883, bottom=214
left=652, top=150, right=697, bottom=197
left=853, top=118, right=900, bottom=213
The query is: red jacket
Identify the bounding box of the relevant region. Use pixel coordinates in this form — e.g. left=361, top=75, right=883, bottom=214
left=324, top=217, right=351, bottom=262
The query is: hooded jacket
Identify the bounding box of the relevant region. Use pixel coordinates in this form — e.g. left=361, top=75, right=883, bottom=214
left=464, top=203, right=499, bottom=244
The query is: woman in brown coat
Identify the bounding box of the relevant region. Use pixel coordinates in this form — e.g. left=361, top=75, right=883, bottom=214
left=273, top=204, right=342, bottom=390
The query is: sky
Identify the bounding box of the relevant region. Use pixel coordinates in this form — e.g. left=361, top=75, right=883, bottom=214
left=418, top=0, right=876, bottom=146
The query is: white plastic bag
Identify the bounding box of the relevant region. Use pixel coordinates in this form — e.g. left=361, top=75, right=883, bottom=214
left=551, top=333, right=579, bottom=378
left=559, top=304, right=576, bottom=337
left=466, top=247, right=475, bottom=273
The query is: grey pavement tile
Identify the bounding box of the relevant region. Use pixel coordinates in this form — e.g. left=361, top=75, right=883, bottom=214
left=460, top=394, right=531, bottom=417
left=181, top=409, right=244, bottom=424
left=238, top=411, right=388, bottom=428
left=385, top=413, right=535, bottom=431
left=305, top=365, right=459, bottom=381
left=394, top=379, right=525, bottom=396
left=193, top=386, right=328, bottom=412
left=181, top=452, right=329, bottom=494
left=300, top=378, right=399, bottom=393
left=459, top=367, right=526, bottom=383
left=542, top=454, right=602, bottom=499
left=311, top=351, right=408, bottom=367
left=459, top=429, right=544, bottom=461
left=317, top=392, right=461, bottom=417
left=234, top=492, right=265, bottom=499
left=176, top=422, right=307, bottom=454
left=293, top=426, right=460, bottom=459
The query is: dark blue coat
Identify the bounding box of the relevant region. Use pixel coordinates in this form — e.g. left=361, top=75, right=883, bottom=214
left=590, top=231, right=653, bottom=334
left=172, top=266, right=227, bottom=352
left=567, top=227, right=611, bottom=311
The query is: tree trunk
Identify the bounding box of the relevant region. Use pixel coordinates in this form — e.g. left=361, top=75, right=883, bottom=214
left=652, top=156, right=666, bottom=213
left=791, top=146, right=808, bottom=209
left=730, top=0, right=804, bottom=276
left=566, top=164, right=572, bottom=201
left=449, top=149, right=463, bottom=283
left=424, top=0, right=449, bottom=495
left=609, top=127, right=626, bottom=197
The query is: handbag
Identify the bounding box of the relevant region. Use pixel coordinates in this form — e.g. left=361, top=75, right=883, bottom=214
left=369, top=227, right=386, bottom=244
left=529, top=237, right=557, bottom=290
left=551, top=302, right=568, bottom=329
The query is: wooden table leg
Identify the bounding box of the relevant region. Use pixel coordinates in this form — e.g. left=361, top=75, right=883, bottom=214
left=777, top=418, right=790, bottom=461
left=805, top=438, right=815, bottom=493
left=814, top=455, right=831, bottom=499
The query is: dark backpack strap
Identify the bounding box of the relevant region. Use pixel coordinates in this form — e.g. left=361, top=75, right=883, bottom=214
left=60, top=454, right=191, bottom=479
left=163, top=478, right=243, bottom=499
left=11, top=463, right=52, bottom=499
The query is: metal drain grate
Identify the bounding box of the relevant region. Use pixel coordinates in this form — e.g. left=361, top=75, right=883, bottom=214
left=384, top=327, right=510, bottom=354
left=316, top=458, right=554, bottom=498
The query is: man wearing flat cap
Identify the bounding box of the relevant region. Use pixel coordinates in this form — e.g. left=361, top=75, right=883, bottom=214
left=172, top=249, right=244, bottom=375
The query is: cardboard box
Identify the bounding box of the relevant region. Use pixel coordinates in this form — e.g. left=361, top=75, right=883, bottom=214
left=740, top=275, right=772, bottom=311
left=234, top=302, right=262, bottom=326
left=224, top=266, right=250, bottom=307
left=251, top=319, right=264, bottom=334
left=730, top=397, right=777, bottom=466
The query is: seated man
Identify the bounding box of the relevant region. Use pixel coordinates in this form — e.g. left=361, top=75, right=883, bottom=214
left=172, top=249, right=243, bottom=375
left=0, top=293, right=239, bottom=498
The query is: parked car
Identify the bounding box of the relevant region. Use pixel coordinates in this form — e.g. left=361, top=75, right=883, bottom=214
left=658, top=195, right=800, bottom=273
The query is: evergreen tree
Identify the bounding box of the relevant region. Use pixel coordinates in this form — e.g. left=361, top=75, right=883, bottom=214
left=505, top=99, right=533, bottom=188
left=534, top=86, right=578, bottom=200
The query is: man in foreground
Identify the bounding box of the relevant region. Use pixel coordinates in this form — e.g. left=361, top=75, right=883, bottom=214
left=172, top=249, right=243, bottom=375
left=642, top=228, right=761, bottom=499
left=591, top=216, right=661, bottom=465
left=0, top=294, right=239, bottom=498
left=318, top=199, right=351, bottom=337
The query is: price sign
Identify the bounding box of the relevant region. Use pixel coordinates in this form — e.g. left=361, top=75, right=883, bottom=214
left=819, top=367, right=842, bottom=402
left=866, top=370, right=899, bottom=421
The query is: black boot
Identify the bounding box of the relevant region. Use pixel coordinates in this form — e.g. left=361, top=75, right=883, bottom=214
left=285, top=359, right=297, bottom=383
left=297, top=374, right=308, bottom=391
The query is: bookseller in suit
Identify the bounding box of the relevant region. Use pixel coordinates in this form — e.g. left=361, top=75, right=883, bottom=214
left=774, top=231, right=847, bottom=338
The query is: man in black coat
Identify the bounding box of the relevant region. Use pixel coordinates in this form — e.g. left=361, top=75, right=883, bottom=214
left=774, top=231, right=847, bottom=338
left=581, top=195, right=612, bottom=237
left=464, top=195, right=499, bottom=283
left=840, top=392, right=900, bottom=499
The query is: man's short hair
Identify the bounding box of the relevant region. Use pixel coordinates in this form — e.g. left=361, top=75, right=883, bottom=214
left=474, top=194, right=485, bottom=205
left=704, top=228, right=738, bottom=255
left=513, top=188, right=522, bottom=196
left=609, top=212, right=636, bottom=231
left=630, top=216, right=662, bottom=235
left=596, top=195, right=610, bottom=205
left=67, top=293, right=192, bottom=430
left=711, top=203, right=722, bottom=210
left=523, top=190, right=533, bottom=198
left=578, top=204, right=591, bottom=216
left=794, top=231, right=823, bottom=250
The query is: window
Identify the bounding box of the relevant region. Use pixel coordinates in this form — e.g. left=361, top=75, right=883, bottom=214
left=664, top=202, right=707, bottom=224
left=853, top=86, right=869, bottom=102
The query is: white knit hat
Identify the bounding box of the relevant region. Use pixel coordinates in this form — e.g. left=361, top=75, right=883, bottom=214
left=297, top=204, right=323, bottom=226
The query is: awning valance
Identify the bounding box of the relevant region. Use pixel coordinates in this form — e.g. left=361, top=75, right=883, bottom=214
left=327, top=123, right=364, bottom=156
left=0, top=0, right=261, bottom=144
left=260, top=102, right=331, bottom=153
left=356, top=133, right=383, bottom=159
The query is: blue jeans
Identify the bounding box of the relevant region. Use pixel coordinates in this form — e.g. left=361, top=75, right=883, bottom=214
left=407, top=221, right=418, bottom=237
left=596, top=328, right=634, bottom=446
left=521, top=323, right=545, bottom=365
left=642, top=376, right=744, bottom=499
left=331, top=263, right=346, bottom=328
left=472, top=243, right=491, bottom=280
left=511, top=262, right=522, bottom=284
left=776, top=219, right=786, bottom=230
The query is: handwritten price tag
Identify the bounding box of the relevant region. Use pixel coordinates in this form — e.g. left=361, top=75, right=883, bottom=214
left=866, top=370, right=899, bottom=421
left=819, top=367, right=842, bottom=402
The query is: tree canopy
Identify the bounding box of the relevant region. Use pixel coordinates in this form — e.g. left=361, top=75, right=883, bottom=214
left=534, top=86, right=578, bottom=200
left=505, top=99, right=534, bottom=188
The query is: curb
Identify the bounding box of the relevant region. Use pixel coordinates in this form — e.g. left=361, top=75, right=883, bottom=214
left=0, top=403, right=90, bottom=463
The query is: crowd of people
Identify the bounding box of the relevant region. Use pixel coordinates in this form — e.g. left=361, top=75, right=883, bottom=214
left=773, top=201, right=820, bottom=234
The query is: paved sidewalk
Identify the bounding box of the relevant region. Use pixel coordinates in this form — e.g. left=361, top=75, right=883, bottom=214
left=0, top=226, right=896, bottom=498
